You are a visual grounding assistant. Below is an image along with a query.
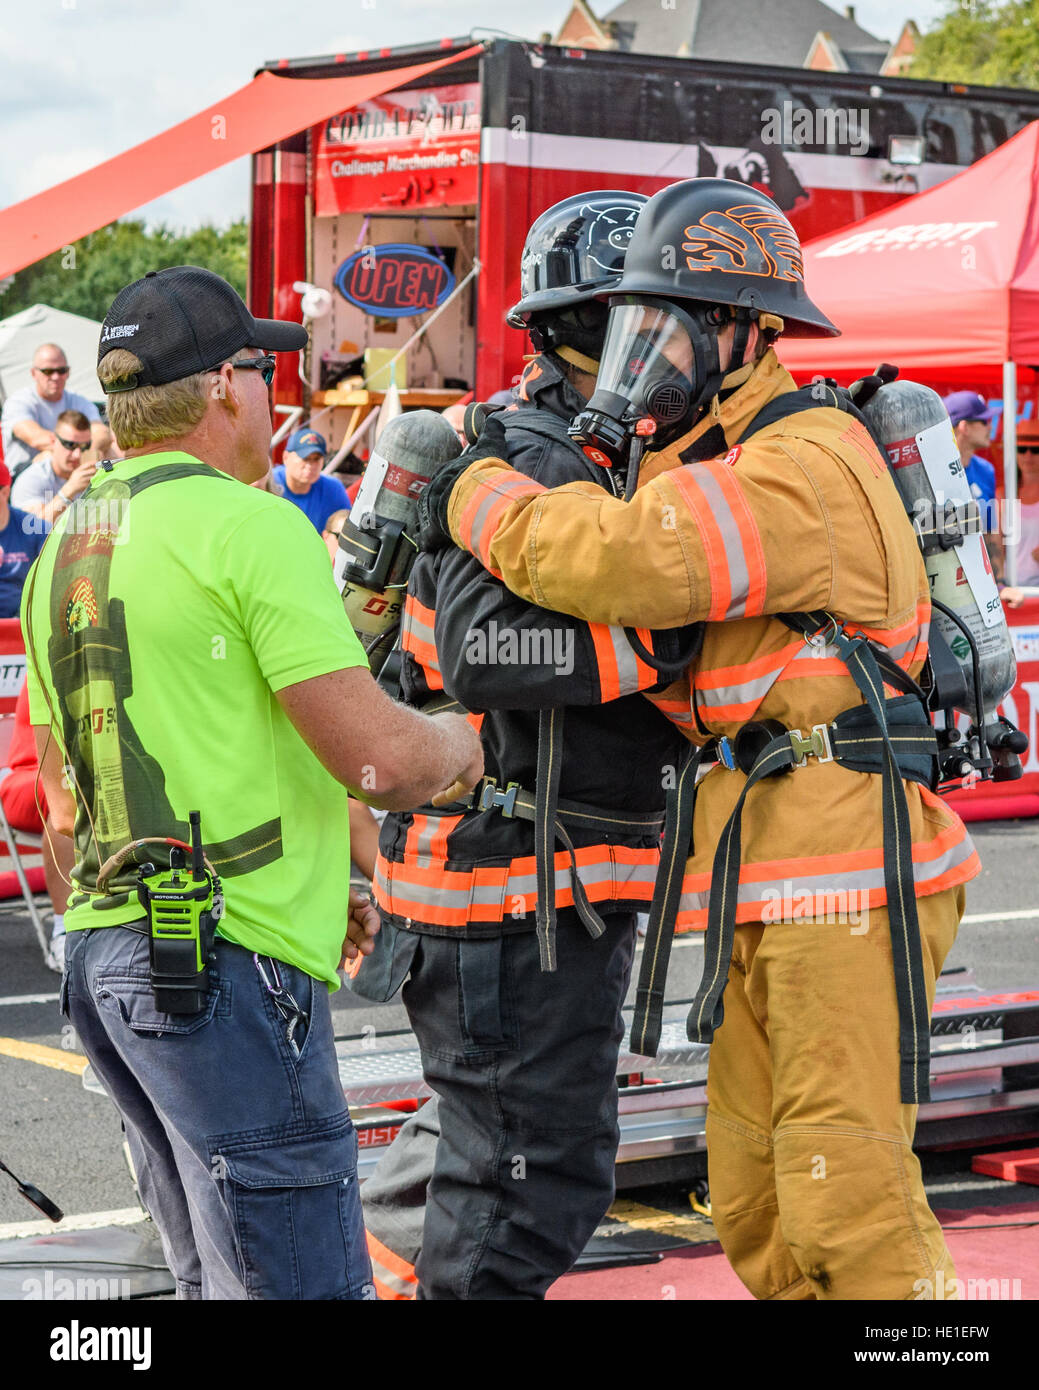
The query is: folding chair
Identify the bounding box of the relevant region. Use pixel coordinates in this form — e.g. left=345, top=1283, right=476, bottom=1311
left=0, top=712, right=52, bottom=965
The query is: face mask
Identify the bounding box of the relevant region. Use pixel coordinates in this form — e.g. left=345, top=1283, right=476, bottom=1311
left=570, top=296, right=731, bottom=466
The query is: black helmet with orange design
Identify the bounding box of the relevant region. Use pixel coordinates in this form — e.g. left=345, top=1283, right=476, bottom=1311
left=576, top=178, right=838, bottom=452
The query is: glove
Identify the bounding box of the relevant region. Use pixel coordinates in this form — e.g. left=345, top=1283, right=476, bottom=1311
left=416, top=411, right=509, bottom=552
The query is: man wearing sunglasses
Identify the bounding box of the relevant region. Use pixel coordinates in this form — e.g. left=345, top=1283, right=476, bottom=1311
left=943, top=390, right=1006, bottom=582
left=999, top=416, right=1039, bottom=607
left=11, top=409, right=96, bottom=527
left=20, top=265, right=483, bottom=1300
left=0, top=343, right=110, bottom=479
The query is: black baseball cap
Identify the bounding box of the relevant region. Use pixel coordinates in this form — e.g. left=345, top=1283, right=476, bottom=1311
left=97, top=265, right=308, bottom=392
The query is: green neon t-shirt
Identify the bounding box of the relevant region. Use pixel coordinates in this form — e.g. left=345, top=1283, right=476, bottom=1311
left=22, top=450, right=368, bottom=989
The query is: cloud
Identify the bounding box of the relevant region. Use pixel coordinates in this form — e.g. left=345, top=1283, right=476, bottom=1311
left=5, top=0, right=945, bottom=232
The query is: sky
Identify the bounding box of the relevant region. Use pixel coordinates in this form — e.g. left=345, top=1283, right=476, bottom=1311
left=0, top=0, right=950, bottom=232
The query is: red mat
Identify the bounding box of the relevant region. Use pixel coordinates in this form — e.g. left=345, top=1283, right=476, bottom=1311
left=0, top=865, right=45, bottom=898
left=549, top=1201, right=1039, bottom=1300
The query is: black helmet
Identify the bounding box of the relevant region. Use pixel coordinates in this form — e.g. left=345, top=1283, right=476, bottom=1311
left=506, top=191, right=648, bottom=327
left=569, top=178, right=838, bottom=457
left=613, top=177, right=837, bottom=339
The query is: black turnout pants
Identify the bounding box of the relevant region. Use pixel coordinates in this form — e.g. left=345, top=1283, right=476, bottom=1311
left=401, top=908, right=637, bottom=1300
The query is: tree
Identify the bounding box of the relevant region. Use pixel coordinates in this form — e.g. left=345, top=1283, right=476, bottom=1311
left=910, top=0, right=1039, bottom=89
left=0, top=219, right=248, bottom=322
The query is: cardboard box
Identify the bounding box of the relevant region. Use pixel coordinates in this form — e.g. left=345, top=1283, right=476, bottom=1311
left=363, top=349, right=407, bottom=391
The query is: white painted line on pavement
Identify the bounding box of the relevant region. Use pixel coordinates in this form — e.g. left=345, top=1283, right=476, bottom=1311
left=0, top=1206, right=146, bottom=1241
left=961, top=908, right=1039, bottom=924
left=0, top=993, right=59, bottom=1006
left=635, top=934, right=702, bottom=950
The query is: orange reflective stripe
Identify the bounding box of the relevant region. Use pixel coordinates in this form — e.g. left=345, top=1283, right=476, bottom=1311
left=672, top=816, right=977, bottom=933
left=401, top=593, right=443, bottom=690
left=589, top=623, right=621, bottom=701
left=406, top=594, right=437, bottom=628
left=457, top=473, right=544, bottom=573
left=668, top=467, right=731, bottom=621
left=428, top=814, right=460, bottom=861
left=366, top=1231, right=418, bottom=1294
left=404, top=813, right=465, bottom=864
left=667, top=461, right=767, bottom=621
left=694, top=640, right=800, bottom=721
left=588, top=623, right=659, bottom=699
left=404, top=814, right=430, bottom=859
left=466, top=711, right=484, bottom=734
left=700, top=459, right=767, bottom=617
left=647, top=691, right=694, bottom=726
left=775, top=655, right=855, bottom=681
left=632, top=627, right=661, bottom=687
left=374, top=844, right=661, bottom=927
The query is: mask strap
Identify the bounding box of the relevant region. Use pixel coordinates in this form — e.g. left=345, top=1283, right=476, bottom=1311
left=729, top=313, right=752, bottom=373
left=556, top=344, right=601, bottom=375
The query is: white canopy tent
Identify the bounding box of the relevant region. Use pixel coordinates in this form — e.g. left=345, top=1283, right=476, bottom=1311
left=0, top=303, right=103, bottom=405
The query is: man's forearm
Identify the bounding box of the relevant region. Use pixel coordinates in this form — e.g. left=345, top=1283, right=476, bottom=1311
left=358, top=708, right=480, bottom=811
left=276, top=667, right=482, bottom=813
left=39, top=491, right=74, bottom=527
left=12, top=420, right=54, bottom=450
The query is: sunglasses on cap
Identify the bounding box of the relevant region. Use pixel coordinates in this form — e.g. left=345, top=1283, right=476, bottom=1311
left=35, top=366, right=70, bottom=377
left=55, top=435, right=89, bottom=452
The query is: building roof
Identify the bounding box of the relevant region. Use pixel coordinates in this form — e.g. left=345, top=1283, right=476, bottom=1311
left=601, top=0, right=889, bottom=68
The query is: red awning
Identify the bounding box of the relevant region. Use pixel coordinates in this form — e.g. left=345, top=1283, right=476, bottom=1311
left=0, top=45, right=482, bottom=281
left=777, top=121, right=1039, bottom=383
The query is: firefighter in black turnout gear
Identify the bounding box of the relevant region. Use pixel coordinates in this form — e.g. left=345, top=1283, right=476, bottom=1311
left=351, top=192, right=696, bottom=1300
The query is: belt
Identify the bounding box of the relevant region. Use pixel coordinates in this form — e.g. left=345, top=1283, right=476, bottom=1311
left=631, top=611, right=940, bottom=1106
left=437, top=709, right=666, bottom=970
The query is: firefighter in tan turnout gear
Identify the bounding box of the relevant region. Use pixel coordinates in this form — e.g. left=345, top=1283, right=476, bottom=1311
left=417, top=178, right=980, bottom=1300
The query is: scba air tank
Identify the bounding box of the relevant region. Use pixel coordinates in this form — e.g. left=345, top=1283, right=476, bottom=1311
left=334, top=410, right=462, bottom=680
left=858, top=379, right=1024, bottom=780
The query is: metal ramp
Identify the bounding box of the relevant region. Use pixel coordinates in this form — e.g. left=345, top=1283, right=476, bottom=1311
left=81, top=966, right=1039, bottom=1182
left=336, top=968, right=1039, bottom=1181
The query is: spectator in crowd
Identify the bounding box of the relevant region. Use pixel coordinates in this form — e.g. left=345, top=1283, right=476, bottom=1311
left=11, top=410, right=96, bottom=527
left=0, top=460, right=48, bottom=618
left=943, top=390, right=997, bottom=506
left=943, top=389, right=1006, bottom=579
left=322, top=506, right=349, bottom=563
left=999, top=417, right=1039, bottom=607
left=441, top=402, right=467, bottom=445
left=1, top=343, right=110, bottom=478
left=0, top=682, right=75, bottom=971
left=272, top=427, right=350, bottom=532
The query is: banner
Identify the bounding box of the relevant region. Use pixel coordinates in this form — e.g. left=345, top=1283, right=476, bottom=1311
left=314, top=82, right=480, bottom=215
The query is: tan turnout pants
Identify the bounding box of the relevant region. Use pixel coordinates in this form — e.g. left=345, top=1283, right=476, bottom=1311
left=705, top=886, right=963, bottom=1300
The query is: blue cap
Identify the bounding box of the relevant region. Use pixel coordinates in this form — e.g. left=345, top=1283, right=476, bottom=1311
left=286, top=427, right=327, bottom=456
left=942, top=391, right=995, bottom=427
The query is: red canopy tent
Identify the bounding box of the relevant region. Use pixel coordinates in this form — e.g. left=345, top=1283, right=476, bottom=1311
left=780, top=124, right=1039, bottom=818
left=779, top=119, right=1039, bottom=578
left=778, top=120, right=1039, bottom=383
left=0, top=45, right=480, bottom=283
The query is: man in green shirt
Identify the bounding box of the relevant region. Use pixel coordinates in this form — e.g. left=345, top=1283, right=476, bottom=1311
left=23, top=266, right=482, bottom=1300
